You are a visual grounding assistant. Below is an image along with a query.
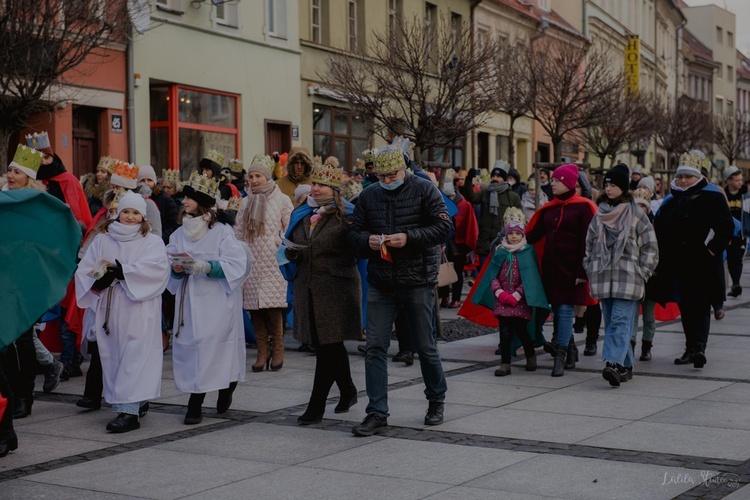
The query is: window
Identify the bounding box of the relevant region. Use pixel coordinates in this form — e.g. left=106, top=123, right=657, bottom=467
left=267, top=0, right=287, bottom=38
left=726, top=100, right=733, bottom=116
left=312, top=105, right=369, bottom=171
left=451, top=13, right=462, bottom=58
left=215, top=1, right=239, bottom=28
left=155, top=0, right=183, bottom=13
left=149, top=85, right=239, bottom=178
left=728, top=31, right=734, bottom=48
left=425, top=2, right=438, bottom=70
left=311, top=0, right=328, bottom=44
left=348, top=0, right=364, bottom=52
left=718, top=63, right=723, bottom=80
left=388, top=0, right=402, bottom=36
left=728, top=65, right=734, bottom=83
left=716, top=26, right=723, bottom=44
left=715, top=97, right=723, bottom=115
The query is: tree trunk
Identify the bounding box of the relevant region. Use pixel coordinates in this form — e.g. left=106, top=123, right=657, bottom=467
left=507, top=116, right=517, bottom=168
left=599, top=154, right=607, bottom=170
left=0, top=128, right=11, bottom=171
left=553, top=139, right=563, bottom=163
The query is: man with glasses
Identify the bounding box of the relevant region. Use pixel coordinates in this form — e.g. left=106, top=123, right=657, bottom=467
left=651, top=151, right=734, bottom=369
left=348, top=146, right=451, bottom=436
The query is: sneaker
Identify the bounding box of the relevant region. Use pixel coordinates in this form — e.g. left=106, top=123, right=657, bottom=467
left=618, top=365, right=632, bottom=382
left=42, top=360, right=63, bottom=393
left=424, top=401, right=445, bottom=425
left=351, top=413, right=388, bottom=436
left=602, top=362, right=621, bottom=387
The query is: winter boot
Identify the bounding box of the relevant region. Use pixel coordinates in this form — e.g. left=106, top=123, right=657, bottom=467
left=271, top=330, right=285, bottom=371
left=252, top=332, right=270, bottom=372
left=184, top=393, right=206, bottom=425
left=494, top=364, right=511, bottom=377
left=565, top=339, right=578, bottom=369
left=584, top=334, right=598, bottom=356
left=640, top=340, right=653, bottom=361
left=551, top=347, right=567, bottom=377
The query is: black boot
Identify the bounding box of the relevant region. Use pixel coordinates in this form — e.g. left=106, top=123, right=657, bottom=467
left=630, top=339, right=636, bottom=359
left=565, top=339, right=578, bottom=369
left=184, top=393, right=205, bottom=425
left=12, top=399, right=31, bottom=419
left=640, top=340, right=653, bottom=361
left=584, top=335, right=598, bottom=356
left=573, top=316, right=585, bottom=333
left=216, top=382, right=237, bottom=414
left=693, top=344, right=707, bottom=368
left=674, top=349, right=694, bottom=365
left=551, top=347, right=567, bottom=377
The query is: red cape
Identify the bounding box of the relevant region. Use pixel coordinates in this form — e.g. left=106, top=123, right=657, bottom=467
left=48, top=171, right=93, bottom=228
left=226, top=182, right=241, bottom=198
left=454, top=197, right=479, bottom=250
left=458, top=256, right=497, bottom=327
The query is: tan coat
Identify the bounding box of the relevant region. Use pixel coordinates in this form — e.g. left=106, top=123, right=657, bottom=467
left=234, top=186, right=293, bottom=310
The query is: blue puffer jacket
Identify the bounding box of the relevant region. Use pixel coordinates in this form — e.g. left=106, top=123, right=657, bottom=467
left=348, top=172, right=451, bottom=290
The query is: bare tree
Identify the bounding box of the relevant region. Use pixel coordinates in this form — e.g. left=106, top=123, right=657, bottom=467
left=0, top=0, right=131, bottom=166
left=585, top=90, right=657, bottom=168
left=524, top=38, right=624, bottom=163
left=653, top=96, right=712, bottom=169
left=319, top=15, right=498, bottom=163
left=493, top=39, right=531, bottom=167
left=713, top=110, right=750, bottom=166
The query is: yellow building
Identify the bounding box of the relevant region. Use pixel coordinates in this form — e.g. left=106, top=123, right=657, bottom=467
left=132, top=0, right=302, bottom=176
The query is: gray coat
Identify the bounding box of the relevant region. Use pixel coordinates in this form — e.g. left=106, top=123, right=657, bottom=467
left=288, top=212, right=362, bottom=345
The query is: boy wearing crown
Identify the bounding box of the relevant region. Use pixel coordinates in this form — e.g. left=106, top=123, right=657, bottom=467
left=651, top=151, right=734, bottom=369
left=348, top=145, right=451, bottom=436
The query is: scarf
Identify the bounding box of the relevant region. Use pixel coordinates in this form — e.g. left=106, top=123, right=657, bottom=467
left=182, top=213, right=212, bottom=241
left=595, top=200, right=633, bottom=269
left=107, top=221, right=142, bottom=242
left=499, top=237, right=527, bottom=279
left=245, top=181, right=277, bottom=240
left=486, top=182, right=510, bottom=216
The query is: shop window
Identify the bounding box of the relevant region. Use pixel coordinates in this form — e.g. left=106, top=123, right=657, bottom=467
left=312, top=105, right=369, bottom=171
left=150, top=84, right=239, bottom=178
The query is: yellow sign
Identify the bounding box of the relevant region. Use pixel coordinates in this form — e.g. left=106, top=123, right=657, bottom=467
left=625, top=36, right=640, bottom=95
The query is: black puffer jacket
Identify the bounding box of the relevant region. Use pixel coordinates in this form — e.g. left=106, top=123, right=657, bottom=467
left=348, top=172, right=451, bottom=290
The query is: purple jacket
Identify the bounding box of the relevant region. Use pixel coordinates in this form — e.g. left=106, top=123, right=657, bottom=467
left=490, top=254, right=532, bottom=320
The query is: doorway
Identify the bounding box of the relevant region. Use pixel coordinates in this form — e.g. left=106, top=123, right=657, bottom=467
left=73, top=106, right=100, bottom=178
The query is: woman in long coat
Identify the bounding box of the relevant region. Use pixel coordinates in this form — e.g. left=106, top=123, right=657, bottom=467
left=285, top=158, right=360, bottom=424
left=235, top=159, right=293, bottom=371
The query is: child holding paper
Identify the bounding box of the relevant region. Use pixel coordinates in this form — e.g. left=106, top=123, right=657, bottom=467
left=75, top=192, right=170, bottom=433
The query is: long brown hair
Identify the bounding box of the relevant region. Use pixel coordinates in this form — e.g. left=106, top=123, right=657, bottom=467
left=101, top=217, right=152, bottom=236
left=596, top=190, right=634, bottom=206
left=178, top=204, right=217, bottom=228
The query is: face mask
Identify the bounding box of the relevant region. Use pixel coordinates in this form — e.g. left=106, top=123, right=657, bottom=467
left=381, top=178, right=404, bottom=191
left=507, top=179, right=516, bottom=186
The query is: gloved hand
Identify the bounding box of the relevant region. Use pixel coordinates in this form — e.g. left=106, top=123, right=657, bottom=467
left=505, top=294, right=519, bottom=307
left=498, top=291, right=513, bottom=306
left=494, top=288, right=504, bottom=298
left=188, top=260, right=211, bottom=276
left=93, top=267, right=117, bottom=291
left=112, top=260, right=125, bottom=280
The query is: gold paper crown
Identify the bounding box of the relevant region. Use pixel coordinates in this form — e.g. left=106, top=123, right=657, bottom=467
left=340, top=178, right=363, bottom=200
left=355, top=158, right=365, bottom=170
left=390, top=136, right=414, bottom=158
left=25, top=132, right=50, bottom=150
left=227, top=196, right=242, bottom=211
left=361, top=149, right=376, bottom=165
left=204, top=149, right=225, bottom=167
left=97, top=156, right=117, bottom=174
left=109, top=190, right=124, bottom=211
left=678, top=150, right=710, bottom=171
left=311, top=158, right=344, bottom=188
left=9, top=144, right=43, bottom=177
left=374, top=146, right=406, bottom=175
left=228, top=158, right=244, bottom=174
left=162, top=169, right=180, bottom=184
left=113, top=161, right=138, bottom=181
left=187, top=171, right=219, bottom=199
left=250, top=153, right=274, bottom=173
left=503, top=206, right=526, bottom=231
left=632, top=187, right=651, bottom=206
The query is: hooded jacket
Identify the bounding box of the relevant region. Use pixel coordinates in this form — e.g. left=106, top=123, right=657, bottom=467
left=276, top=149, right=312, bottom=202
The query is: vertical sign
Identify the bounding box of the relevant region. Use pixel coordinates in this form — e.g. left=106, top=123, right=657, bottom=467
left=625, top=36, right=640, bottom=96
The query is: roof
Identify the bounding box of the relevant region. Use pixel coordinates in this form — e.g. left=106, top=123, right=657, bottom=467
left=487, top=0, right=587, bottom=42
left=682, top=28, right=717, bottom=67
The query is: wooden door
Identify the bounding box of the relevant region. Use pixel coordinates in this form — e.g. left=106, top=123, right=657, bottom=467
left=265, top=120, right=292, bottom=156
left=72, top=106, right=100, bottom=178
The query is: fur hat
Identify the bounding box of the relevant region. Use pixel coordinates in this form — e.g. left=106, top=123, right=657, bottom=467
left=551, top=164, right=578, bottom=191
left=604, top=163, right=630, bottom=193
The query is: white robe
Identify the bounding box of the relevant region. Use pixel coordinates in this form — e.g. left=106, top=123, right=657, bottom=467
left=75, top=231, right=169, bottom=404
left=167, top=222, right=247, bottom=393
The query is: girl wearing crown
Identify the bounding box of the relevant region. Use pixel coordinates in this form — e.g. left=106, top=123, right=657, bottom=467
left=80, top=157, right=113, bottom=217
left=75, top=192, right=170, bottom=433
left=284, top=157, right=361, bottom=424
left=167, top=172, right=247, bottom=425
left=235, top=159, right=293, bottom=372
left=473, top=208, right=547, bottom=377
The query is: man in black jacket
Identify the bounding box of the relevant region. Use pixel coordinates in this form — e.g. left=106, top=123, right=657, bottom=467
left=348, top=146, right=451, bottom=436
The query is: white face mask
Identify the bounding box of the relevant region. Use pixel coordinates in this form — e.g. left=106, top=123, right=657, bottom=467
left=507, top=179, right=516, bottom=186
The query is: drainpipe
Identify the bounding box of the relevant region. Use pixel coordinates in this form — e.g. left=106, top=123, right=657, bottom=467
left=127, top=29, right=136, bottom=162
left=676, top=18, right=686, bottom=106
left=470, top=0, right=481, bottom=171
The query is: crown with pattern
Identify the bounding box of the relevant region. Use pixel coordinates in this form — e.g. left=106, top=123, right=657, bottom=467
left=9, top=144, right=43, bottom=179
left=25, top=132, right=51, bottom=151
left=186, top=171, right=219, bottom=198
left=503, top=207, right=526, bottom=233
left=677, top=150, right=710, bottom=177
left=390, top=136, right=414, bottom=159
left=250, top=153, right=275, bottom=173
left=311, top=156, right=344, bottom=188
left=340, top=178, right=363, bottom=201
left=108, top=189, right=124, bottom=212
left=110, top=160, right=139, bottom=189
left=354, top=158, right=365, bottom=170
left=632, top=187, right=652, bottom=209
left=228, top=158, right=244, bottom=175
left=97, top=156, right=117, bottom=174
left=203, top=149, right=225, bottom=168
left=374, top=146, right=406, bottom=175
left=162, top=169, right=180, bottom=184
left=361, top=149, right=376, bottom=166
left=227, top=195, right=242, bottom=212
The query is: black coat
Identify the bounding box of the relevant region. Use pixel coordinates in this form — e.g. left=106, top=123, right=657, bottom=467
left=153, top=192, right=180, bottom=244
left=651, top=179, right=734, bottom=304
left=348, top=172, right=451, bottom=291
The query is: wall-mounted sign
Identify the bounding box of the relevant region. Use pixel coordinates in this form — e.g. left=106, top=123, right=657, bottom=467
left=111, top=114, right=123, bottom=133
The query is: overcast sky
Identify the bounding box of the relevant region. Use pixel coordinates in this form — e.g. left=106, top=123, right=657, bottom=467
left=683, top=0, right=750, bottom=55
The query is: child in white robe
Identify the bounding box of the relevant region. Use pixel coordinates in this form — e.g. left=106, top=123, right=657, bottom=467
left=75, top=192, right=169, bottom=433
left=167, top=173, right=247, bottom=425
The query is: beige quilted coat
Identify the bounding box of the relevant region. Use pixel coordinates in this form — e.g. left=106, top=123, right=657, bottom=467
left=234, top=186, right=293, bottom=310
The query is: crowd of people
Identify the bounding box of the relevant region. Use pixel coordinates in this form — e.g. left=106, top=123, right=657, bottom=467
left=0, top=133, right=746, bottom=457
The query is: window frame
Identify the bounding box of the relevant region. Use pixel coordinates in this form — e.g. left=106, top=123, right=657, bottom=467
left=311, top=0, right=322, bottom=43
left=267, top=0, right=288, bottom=39
left=155, top=0, right=184, bottom=14
left=312, top=105, right=370, bottom=171
left=215, top=0, right=239, bottom=28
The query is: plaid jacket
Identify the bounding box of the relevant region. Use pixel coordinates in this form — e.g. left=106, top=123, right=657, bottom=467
left=583, top=202, right=659, bottom=301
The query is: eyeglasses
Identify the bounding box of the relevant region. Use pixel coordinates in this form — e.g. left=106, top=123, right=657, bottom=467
left=376, top=170, right=403, bottom=181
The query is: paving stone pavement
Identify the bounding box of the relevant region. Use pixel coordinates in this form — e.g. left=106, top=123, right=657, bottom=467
left=3, top=269, right=750, bottom=499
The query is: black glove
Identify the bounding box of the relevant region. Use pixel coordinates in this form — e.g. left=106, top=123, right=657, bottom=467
left=93, top=267, right=117, bottom=291
left=113, top=260, right=125, bottom=280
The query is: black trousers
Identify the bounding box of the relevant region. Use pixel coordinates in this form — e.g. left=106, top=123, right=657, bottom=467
left=498, top=316, right=534, bottom=364
left=726, top=236, right=745, bottom=288
left=678, top=301, right=711, bottom=353
left=82, top=341, right=104, bottom=400
left=306, top=342, right=356, bottom=414
left=2, top=329, right=36, bottom=405
left=585, top=303, right=602, bottom=341
left=0, top=349, right=14, bottom=437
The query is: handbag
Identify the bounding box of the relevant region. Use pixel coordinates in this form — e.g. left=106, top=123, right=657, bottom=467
left=437, top=252, right=458, bottom=287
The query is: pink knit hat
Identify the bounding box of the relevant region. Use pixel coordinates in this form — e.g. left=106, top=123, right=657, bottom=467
left=551, top=164, right=578, bottom=191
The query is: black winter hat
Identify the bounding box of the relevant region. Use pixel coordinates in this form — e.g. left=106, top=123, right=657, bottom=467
left=490, top=167, right=508, bottom=180
left=604, top=163, right=630, bottom=193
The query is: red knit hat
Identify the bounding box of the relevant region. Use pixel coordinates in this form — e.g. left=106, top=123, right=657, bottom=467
left=551, top=163, right=578, bottom=191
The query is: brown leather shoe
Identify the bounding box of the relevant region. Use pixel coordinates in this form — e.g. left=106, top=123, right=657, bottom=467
left=714, top=309, right=725, bottom=320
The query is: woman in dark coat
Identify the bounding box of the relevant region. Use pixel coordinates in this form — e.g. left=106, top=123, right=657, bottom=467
left=651, top=151, right=734, bottom=368
left=286, top=159, right=361, bottom=424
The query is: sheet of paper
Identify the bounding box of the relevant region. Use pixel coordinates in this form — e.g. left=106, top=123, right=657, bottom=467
left=87, top=257, right=114, bottom=279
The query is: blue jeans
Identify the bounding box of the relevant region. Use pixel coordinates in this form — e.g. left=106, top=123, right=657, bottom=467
left=365, top=285, right=447, bottom=416
left=59, top=313, right=76, bottom=366
left=551, top=304, right=575, bottom=347
left=601, top=298, right=638, bottom=367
